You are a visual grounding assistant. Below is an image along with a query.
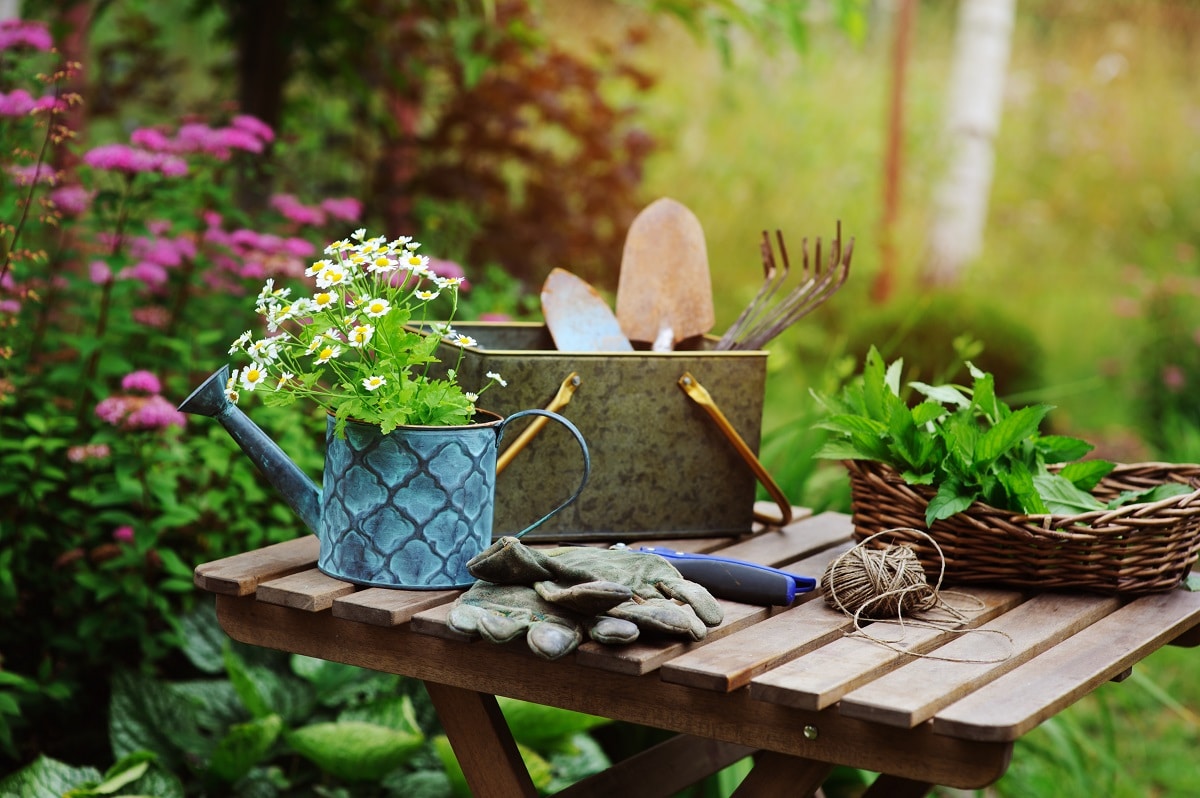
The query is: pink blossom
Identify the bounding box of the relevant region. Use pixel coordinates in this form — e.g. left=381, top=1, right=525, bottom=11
left=0, top=19, right=53, bottom=52
left=320, top=197, right=363, bottom=222
left=112, top=526, right=135, bottom=544
left=95, top=393, right=186, bottom=431
left=130, top=127, right=174, bottom=152
left=213, top=127, right=263, bottom=154
left=89, top=260, right=113, bottom=285
left=202, top=210, right=223, bottom=229
left=131, top=306, right=170, bottom=328
left=282, top=237, right=317, bottom=257
left=95, top=395, right=131, bottom=425
left=479, top=312, right=512, bottom=322
left=125, top=395, right=186, bottom=430
left=8, top=162, right=57, bottom=186
left=270, top=194, right=325, bottom=226
left=121, top=370, right=162, bottom=394
left=82, top=143, right=160, bottom=174
left=0, top=89, right=35, bottom=116
left=47, top=184, right=93, bottom=215
left=0, top=299, right=21, bottom=314
left=231, top=114, right=275, bottom=143
left=157, top=155, right=188, bottom=177
left=119, top=261, right=169, bottom=288
left=67, top=443, right=111, bottom=463
left=1162, top=365, right=1187, bottom=393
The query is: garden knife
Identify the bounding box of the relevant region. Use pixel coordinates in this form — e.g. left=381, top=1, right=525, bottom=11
left=613, top=545, right=815, bottom=606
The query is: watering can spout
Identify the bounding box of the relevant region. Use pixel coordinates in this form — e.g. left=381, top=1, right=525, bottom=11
left=178, top=366, right=322, bottom=536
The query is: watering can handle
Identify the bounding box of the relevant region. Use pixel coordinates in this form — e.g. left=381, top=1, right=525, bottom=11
left=498, top=409, right=591, bottom=538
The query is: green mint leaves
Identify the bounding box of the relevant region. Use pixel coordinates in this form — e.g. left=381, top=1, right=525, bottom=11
left=813, top=347, right=1119, bottom=525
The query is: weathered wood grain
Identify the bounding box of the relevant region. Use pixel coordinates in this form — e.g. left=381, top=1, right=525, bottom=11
left=193, top=535, right=318, bottom=596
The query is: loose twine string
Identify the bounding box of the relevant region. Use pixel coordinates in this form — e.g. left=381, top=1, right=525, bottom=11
left=821, top=528, right=1014, bottom=664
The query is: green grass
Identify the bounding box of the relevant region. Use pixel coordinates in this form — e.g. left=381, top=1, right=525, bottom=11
left=550, top=3, right=1200, bottom=796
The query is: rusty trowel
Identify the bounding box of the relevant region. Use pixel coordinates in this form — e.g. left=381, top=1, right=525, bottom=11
left=616, top=197, right=714, bottom=351
left=540, top=267, right=633, bottom=352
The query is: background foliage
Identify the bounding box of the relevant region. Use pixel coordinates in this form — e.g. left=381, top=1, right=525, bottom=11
left=3, top=0, right=1199, bottom=796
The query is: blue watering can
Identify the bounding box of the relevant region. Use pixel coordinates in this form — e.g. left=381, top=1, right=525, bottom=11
left=178, top=366, right=590, bottom=589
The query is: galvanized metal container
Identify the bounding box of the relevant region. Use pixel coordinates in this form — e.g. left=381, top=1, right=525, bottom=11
left=429, top=322, right=769, bottom=541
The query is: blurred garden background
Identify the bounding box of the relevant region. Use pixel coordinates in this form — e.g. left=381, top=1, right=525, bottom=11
left=2, top=0, right=1199, bottom=795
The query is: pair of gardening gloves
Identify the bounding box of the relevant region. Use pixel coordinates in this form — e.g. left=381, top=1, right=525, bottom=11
left=448, top=537, right=724, bottom=661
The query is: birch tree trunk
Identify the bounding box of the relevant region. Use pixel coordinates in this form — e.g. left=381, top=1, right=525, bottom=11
left=922, top=0, right=1017, bottom=285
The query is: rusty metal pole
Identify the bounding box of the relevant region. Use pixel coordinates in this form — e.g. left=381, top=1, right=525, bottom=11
left=872, top=0, right=917, bottom=304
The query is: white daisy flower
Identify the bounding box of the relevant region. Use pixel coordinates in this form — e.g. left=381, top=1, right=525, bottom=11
left=451, top=334, right=477, bottom=348
left=240, top=363, right=268, bottom=391
left=228, top=330, right=252, bottom=354
left=347, top=323, right=375, bottom=348
left=486, top=371, right=507, bottom=387
left=246, top=338, right=280, bottom=361
left=314, top=344, right=342, bottom=364
left=312, top=290, right=339, bottom=310
left=362, top=297, right=391, bottom=318
left=274, top=371, right=295, bottom=390
left=416, top=289, right=439, bottom=301
left=362, top=375, right=387, bottom=391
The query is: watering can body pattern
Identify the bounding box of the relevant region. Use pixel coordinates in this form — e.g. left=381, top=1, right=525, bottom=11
left=178, top=366, right=589, bottom=589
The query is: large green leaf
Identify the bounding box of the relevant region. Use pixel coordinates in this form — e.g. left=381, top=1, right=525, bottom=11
left=1058, top=459, right=1116, bottom=492
left=1036, top=435, right=1096, bottom=465
left=909, top=381, right=971, bottom=408
left=926, top=481, right=978, bottom=525
left=109, top=671, right=204, bottom=770
left=286, top=720, right=424, bottom=781
left=975, top=404, right=1052, bottom=465
left=497, top=697, right=610, bottom=747
left=1032, top=474, right=1106, bottom=515
left=0, top=756, right=102, bottom=798
left=208, top=713, right=283, bottom=784
left=813, top=413, right=888, bottom=438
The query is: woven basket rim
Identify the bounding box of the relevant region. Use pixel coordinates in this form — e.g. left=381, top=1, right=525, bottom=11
left=845, top=458, right=1200, bottom=526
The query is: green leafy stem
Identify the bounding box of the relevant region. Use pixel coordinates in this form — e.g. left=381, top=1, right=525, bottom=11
left=812, top=347, right=1189, bottom=526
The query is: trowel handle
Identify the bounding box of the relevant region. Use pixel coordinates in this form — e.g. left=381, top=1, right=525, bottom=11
left=498, top=409, right=590, bottom=539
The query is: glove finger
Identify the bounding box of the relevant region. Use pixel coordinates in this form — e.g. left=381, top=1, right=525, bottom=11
left=467, top=536, right=556, bottom=584
left=534, top=580, right=632, bottom=615
left=478, top=611, right=533, bottom=645
left=657, top=579, right=724, bottom=627
left=588, top=615, right=639, bottom=646
left=607, top=599, right=708, bottom=641
left=527, top=620, right=583, bottom=661
left=448, top=603, right=491, bottom=636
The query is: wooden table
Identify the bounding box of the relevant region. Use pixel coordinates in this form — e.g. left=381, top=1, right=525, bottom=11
left=194, top=509, right=1200, bottom=797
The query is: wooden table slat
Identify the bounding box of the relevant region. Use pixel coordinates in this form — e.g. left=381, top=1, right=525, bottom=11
left=255, top=568, right=358, bottom=611
left=748, top=588, right=1025, bottom=711
left=193, top=535, right=319, bottom=596
left=932, top=586, right=1200, bottom=742
left=660, top=598, right=850, bottom=692
left=573, top=599, right=771, bottom=676
left=836, top=592, right=1121, bottom=728
left=333, top=587, right=462, bottom=626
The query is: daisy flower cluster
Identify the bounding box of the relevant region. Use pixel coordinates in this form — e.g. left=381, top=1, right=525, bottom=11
left=227, top=229, right=503, bottom=433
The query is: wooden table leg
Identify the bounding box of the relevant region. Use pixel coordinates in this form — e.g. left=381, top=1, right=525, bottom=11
left=863, top=774, right=933, bottom=798
left=423, top=681, right=538, bottom=798
left=730, top=751, right=833, bottom=797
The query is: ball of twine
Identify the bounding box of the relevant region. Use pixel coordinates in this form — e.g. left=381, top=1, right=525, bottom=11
left=821, top=530, right=940, bottom=620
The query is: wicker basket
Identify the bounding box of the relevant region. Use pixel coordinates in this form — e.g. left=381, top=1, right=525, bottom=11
left=846, top=459, right=1200, bottom=595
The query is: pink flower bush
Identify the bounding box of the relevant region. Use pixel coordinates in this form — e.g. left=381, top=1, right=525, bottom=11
left=95, top=371, right=186, bottom=430
left=0, top=19, right=53, bottom=52
left=121, top=370, right=162, bottom=394
left=82, top=143, right=188, bottom=177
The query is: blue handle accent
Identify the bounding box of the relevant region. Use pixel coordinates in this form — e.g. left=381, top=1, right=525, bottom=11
left=636, top=547, right=816, bottom=606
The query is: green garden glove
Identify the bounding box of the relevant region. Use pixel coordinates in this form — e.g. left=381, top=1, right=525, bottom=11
left=467, top=537, right=724, bottom=642
left=447, top=581, right=584, bottom=661
left=447, top=580, right=640, bottom=660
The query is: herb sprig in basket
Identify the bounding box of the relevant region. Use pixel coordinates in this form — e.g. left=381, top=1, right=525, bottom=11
left=812, top=347, right=1191, bottom=527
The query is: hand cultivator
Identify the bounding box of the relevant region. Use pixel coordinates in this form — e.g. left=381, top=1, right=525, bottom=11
left=715, top=222, right=853, bottom=351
